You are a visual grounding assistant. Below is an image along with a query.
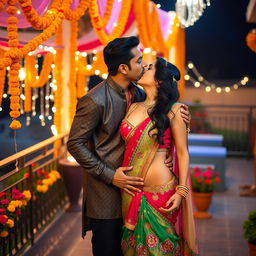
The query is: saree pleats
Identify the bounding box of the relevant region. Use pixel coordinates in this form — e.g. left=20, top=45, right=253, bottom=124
left=121, top=117, right=199, bottom=256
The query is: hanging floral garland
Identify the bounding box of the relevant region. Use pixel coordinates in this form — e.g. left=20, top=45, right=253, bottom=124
left=76, top=55, right=87, bottom=98
left=89, top=0, right=132, bottom=44
left=6, top=0, right=21, bottom=129
left=24, top=55, right=34, bottom=113
left=0, top=0, right=70, bottom=71
left=0, top=49, right=6, bottom=108
left=53, top=25, right=63, bottom=135
left=133, top=0, right=151, bottom=48
left=0, top=0, right=7, bottom=12
left=18, top=0, right=62, bottom=30
left=88, top=0, right=114, bottom=28
left=68, top=20, right=78, bottom=125
left=64, top=0, right=89, bottom=21
left=246, top=29, right=256, bottom=53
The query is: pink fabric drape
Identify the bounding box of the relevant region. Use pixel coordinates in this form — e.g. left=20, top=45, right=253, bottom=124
left=0, top=0, right=175, bottom=51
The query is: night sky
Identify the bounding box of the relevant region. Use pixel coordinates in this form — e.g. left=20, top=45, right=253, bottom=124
left=154, top=0, right=256, bottom=81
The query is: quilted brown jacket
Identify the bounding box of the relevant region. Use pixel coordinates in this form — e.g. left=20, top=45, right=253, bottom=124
left=67, top=76, right=145, bottom=238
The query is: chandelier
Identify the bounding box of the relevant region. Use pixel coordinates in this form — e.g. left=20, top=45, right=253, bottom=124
left=176, top=0, right=211, bottom=27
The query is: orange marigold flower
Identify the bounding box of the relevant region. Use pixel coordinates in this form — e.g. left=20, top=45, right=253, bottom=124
left=6, top=6, right=18, bottom=15
left=10, top=96, right=20, bottom=103
left=6, top=219, right=14, bottom=228
left=10, top=111, right=20, bottom=118
left=9, top=87, right=20, bottom=95
left=7, top=16, right=18, bottom=24
left=8, top=39, right=19, bottom=47
left=9, top=120, right=22, bottom=130
left=0, top=231, right=8, bottom=237
left=10, top=103, right=20, bottom=110
left=7, top=204, right=15, bottom=212
left=11, top=62, right=20, bottom=70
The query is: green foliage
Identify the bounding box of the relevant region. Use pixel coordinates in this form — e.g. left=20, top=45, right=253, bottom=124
left=243, top=210, right=256, bottom=245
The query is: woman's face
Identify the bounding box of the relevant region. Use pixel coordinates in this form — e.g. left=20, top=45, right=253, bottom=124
left=137, top=60, right=157, bottom=88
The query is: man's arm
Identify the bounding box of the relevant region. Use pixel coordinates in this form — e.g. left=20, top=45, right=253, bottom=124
left=67, top=96, right=114, bottom=184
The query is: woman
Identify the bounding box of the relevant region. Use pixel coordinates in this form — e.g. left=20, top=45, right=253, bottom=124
left=120, top=57, right=198, bottom=256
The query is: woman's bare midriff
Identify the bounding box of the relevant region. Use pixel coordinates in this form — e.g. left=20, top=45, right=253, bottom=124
left=144, top=151, right=175, bottom=186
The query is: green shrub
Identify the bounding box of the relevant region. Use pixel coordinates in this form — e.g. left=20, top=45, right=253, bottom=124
left=243, top=210, right=256, bottom=245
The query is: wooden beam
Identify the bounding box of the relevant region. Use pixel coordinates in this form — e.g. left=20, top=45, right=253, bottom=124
left=247, top=0, right=256, bottom=23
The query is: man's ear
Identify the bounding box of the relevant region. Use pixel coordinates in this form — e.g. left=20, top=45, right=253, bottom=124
left=118, top=64, right=128, bottom=75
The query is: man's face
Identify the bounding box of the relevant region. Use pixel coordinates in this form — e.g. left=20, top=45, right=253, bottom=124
left=126, top=47, right=147, bottom=82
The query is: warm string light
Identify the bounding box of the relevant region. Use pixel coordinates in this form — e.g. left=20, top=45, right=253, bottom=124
left=185, top=62, right=250, bottom=93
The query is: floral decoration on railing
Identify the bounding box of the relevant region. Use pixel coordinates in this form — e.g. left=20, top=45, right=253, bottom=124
left=191, top=166, right=220, bottom=193
left=0, top=189, right=31, bottom=237
left=24, top=168, right=61, bottom=194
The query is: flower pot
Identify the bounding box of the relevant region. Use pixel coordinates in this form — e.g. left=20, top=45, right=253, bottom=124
left=58, top=158, right=83, bottom=212
left=192, top=192, right=213, bottom=219
left=249, top=242, right=256, bottom=256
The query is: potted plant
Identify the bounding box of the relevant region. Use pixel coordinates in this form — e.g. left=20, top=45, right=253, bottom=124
left=191, top=166, right=220, bottom=219
left=243, top=210, right=256, bottom=256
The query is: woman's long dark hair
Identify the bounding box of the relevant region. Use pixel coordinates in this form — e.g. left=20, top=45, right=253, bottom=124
left=148, top=57, right=180, bottom=144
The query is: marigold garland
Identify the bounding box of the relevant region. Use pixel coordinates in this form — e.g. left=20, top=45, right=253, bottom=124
left=53, top=25, right=63, bottom=135
left=68, top=20, right=78, bottom=125
left=88, top=0, right=114, bottom=28
left=0, top=0, right=71, bottom=71
left=18, top=0, right=62, bottom=30
left=246, top=29, right=256, bottom=53
left=133, top=0, right=179, bottom=57
left=64, top=0, right=89, bottom=21
left=0, top=0, right=7, bottom=12
left=7, top=0, right=22, bottom=129
left=77, top=56, right=87, bottom=98
left=89, top=0, right=132, bottom=44
left=0, top=49, right=6, bottom=108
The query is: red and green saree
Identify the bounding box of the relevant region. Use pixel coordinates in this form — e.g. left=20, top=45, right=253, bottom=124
left=120, top=115, right=199, bottom=256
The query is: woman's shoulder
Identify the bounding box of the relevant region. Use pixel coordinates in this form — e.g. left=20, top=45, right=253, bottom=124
left=168, top=102, right=183, bottom=120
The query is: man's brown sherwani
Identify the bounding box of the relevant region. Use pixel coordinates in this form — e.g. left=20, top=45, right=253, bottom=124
left=67, top=76, right=145, bottom=238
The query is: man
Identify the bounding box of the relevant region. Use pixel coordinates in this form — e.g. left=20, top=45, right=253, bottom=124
left=67, top=36, right=190, bottom=256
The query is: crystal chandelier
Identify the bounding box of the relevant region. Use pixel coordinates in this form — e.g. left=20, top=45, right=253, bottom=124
left=176, top=0, right=211, bottom=27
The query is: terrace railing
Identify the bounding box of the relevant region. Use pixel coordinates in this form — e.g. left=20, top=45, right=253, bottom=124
left=189, top=104, right=256, bottom=156
left=0, top=132, right=69, bottom=256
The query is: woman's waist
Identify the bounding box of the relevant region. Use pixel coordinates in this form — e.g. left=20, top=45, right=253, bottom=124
left=143, top=173, right=178, bottom=194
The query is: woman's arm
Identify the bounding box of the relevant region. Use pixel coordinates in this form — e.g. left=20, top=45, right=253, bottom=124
left=159, top=103, right=189, bottom=213
left=170, top=103, right=189, bottom=187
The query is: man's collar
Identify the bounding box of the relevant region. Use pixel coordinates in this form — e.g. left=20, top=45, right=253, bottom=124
left=106, top=76, right=136, bottom=96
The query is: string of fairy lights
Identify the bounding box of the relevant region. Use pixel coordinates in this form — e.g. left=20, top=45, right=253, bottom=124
left=184, top=62, right=250, bottom=93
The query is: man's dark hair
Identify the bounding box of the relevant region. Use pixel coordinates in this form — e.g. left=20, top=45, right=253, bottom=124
left=103, top=36, right=140, bottom=76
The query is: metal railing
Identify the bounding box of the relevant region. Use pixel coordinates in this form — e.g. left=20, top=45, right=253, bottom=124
left=189, top=104, right=256, bottom=156
left=0, top=132, right=69, bottom=256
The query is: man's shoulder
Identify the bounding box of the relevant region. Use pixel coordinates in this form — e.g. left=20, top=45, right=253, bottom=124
left=87, top=80, right=107, bottom=98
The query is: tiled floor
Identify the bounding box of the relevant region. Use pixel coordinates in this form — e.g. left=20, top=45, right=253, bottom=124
left=24, top=158, right=256, bottom=256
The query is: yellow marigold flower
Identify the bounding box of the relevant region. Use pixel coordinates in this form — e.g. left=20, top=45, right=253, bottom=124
left=22, top=190, right=31, bottom=201
left=0, top=231, right=8, bottom=237
left=41, top=185, right=48, bottom=193
left=7, top=219, right=14, bottom=228
left=36, top=185, right=43, bottom=192
left=49, top=173, right=57, bottom=183
left=15, top=200, right=23, bottom=207
left=7, top=204, right=15, bottom=212
left=10, top=200, right=19, bottom=207
left=42, top=179, right=50, bottom=186
left=22, top=200, right=27, bottom=206
left=51, top=170, right=61, bottom=179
